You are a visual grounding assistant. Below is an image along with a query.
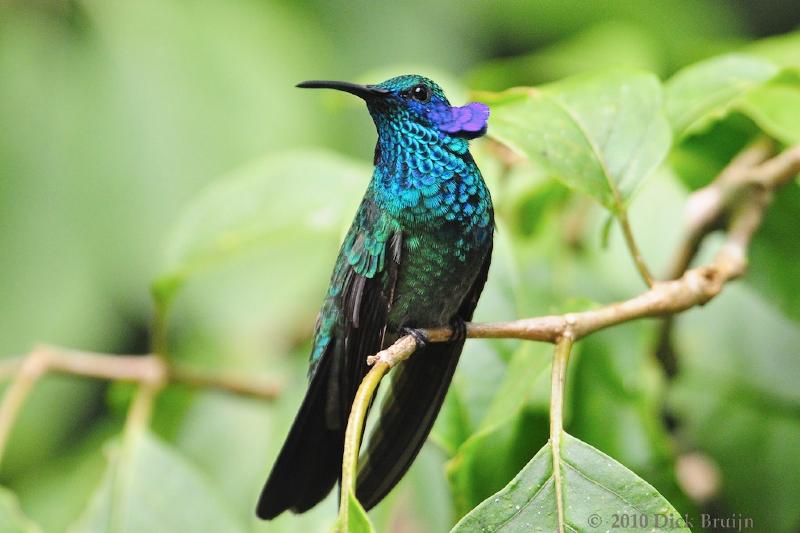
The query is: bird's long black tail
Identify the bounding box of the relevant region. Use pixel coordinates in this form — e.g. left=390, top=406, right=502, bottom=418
left=355, top=338, right=463, bottom=510
left=255, top=352, right=343, bottom=519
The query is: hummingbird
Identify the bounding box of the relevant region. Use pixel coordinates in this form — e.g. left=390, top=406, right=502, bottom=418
left=256, top=75, right=494, bottom=519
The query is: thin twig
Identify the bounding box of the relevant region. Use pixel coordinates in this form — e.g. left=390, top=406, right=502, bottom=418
left=0, top=352, right=49, bottom=465
left=123, top=368, right=167, bottom=437
left=337, top=335, right=421, bottom=523
left=374, top=254, right=756, bottom=350
left=617, top=209, right=654, bottom=287
left=549, top=335, right=574, bottom=533
left=0, top=347, right=281, bottom=399
left=338, top=337, right=421, bottom=527
left=169, top=365, right=282, bottom=399
left=666, top=137, right=776, bottom=280
left=0, top=346, right=281, bottom=468
left=656, top=141, right=800, bottom=378
left=338, top=361, right=389, bottom=527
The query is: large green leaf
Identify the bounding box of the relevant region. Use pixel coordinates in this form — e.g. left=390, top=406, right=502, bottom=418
left=746, top=30, right=800, bottom=69
left=445, top=343, right=552, bottom=519
left=152, top=149, right=369, bottom=307
left=446, top=408, right=549, bottom=521
left=481, top=70, right=671, bottom=214
left=11, top=421, right=117, bottom=533
left=569, top=325, right=688, bottom=511
left=665, top=54, right=778, bottom=138
left=431, top=386, right=474, bottom=458
left=70, top=430, right=245, bottom=533
left=452, top=433, right=688, bottom=532
left=0, top=487, right=39, bottom=533
left=739, top=69, right=800, bottom=145
left=668, top=112, right=760, bottom=191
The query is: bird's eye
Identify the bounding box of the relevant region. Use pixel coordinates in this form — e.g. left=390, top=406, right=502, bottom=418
left=409, top=84, right=431, bottom=103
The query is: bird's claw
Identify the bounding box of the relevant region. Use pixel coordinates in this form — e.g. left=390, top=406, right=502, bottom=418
left=400, top=327, right=428, bottom=350
left=449, top=317, right=467, bottom=342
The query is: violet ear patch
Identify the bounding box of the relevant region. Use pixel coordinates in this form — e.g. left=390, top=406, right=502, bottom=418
left=430, top=102, right=490, bottom=138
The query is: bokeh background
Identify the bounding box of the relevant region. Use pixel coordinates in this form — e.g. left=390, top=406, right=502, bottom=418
left=1, top=1, right=799, bottom=532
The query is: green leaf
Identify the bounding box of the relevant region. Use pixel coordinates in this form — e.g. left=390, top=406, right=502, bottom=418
left=0, top=487, right=39, bottom=533
left=665, top=54, right=778, bottom=138
left=505, top=175, right=571, bottom=239
left=668, top=112, right=760, bottom=190
left=334, top=489, right=375, bottom=533
left=481, top=70, right=671, bottom=214
left=739, top=69, right=800, bottom=144
left=451, top=433, right=688, bottom=533
left=569, top=325, right=688, bottom=511
left=746, top=30, right=800, bottom=69
left=478, top=343, right=552, bottom=430
left=11, top=421, right=117, bottom=533
left=747, top=183, right=800, bottom=322
left=446, top=344, right=551, bottom=519
left=431, top=386, right=473, bottom=457
left=70, top=430, right=245, bottom=533
left=446, top=408, right=549, bottom=521
left=152, top=149, right=369, bottom=307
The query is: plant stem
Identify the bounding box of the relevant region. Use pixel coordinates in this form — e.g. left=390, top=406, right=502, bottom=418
left=0, top=353, right=47, bottom=468
left=617, top=209, right=654, bottom=287
left=665, top=138, right=775, bottom=280
left=337, top=335, right=420, bottom=527
left=151, top=299, right=170, bottom=361
left=168, top=364, right=281, bottom=399
left=338, top=361, right=389, bottom=527
left=549, top=335, right=574, bottom=533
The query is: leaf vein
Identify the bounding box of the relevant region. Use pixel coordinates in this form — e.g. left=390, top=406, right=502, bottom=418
left=560, top=457, right=649, bottom=516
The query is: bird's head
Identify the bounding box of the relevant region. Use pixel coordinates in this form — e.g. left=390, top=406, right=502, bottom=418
left=297, top=74, right=489, bottom=140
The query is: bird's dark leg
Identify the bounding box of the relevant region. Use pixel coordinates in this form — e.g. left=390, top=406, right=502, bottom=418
left=400, top=326, right=428, bottom=350
left=448, top=317, right=467, bottom=343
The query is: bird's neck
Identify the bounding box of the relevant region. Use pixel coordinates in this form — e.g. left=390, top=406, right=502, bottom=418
left=369, top=124, right=487, bottom=228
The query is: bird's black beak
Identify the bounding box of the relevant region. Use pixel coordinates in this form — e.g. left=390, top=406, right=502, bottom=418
left=296, top=80, right=389, bottom=100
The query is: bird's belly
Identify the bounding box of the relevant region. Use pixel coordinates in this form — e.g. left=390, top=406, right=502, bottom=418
left=387, top=230, right=488, bottom=329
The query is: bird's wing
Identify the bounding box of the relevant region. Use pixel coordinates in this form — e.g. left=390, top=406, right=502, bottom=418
left=256, top=195, right=401, bottom=519
left=356, top=240, right=493, bottom=510
left=325, top=195, right=402, bottom=429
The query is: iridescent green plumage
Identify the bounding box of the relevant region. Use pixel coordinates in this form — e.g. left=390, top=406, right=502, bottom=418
left=257, top=75, right=494, bottom=519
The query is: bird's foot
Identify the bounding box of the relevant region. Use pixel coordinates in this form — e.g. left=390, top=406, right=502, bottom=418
left=400, top=327, right=428, bottom=350
left=449, top=317, right=467, bottom=343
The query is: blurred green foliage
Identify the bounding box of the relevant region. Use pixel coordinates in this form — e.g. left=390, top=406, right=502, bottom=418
left=1, top=1, right=799, bottom=532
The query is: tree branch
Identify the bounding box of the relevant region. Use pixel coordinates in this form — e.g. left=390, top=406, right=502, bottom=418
left=0, top=346, right=281, bottom=468
left=665, top=137, right=800, bottom=280
left=656, top=140, right=800, bottom=377
left=368, top=142, right=800, bottom=368
left=346, top=143, right=798, bottom=526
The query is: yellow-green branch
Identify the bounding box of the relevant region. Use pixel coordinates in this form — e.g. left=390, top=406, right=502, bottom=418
left=549, top=335, right=574, bottom=533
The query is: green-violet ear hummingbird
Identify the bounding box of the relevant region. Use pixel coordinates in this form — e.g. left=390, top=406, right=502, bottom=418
left=257, top=75, right=494, bottom=519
